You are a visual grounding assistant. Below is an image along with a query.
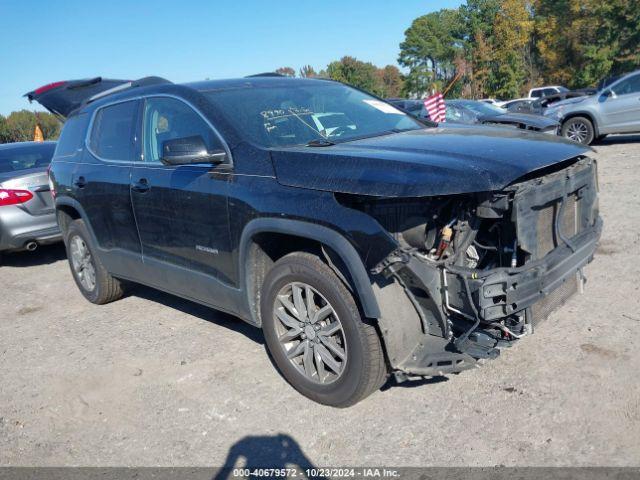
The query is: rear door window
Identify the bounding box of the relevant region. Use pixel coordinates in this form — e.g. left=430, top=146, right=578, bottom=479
left=89, top=100, right=139, bottom=161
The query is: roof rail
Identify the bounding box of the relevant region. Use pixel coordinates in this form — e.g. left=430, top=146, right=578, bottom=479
left=85, top=76, right=172, bottom=104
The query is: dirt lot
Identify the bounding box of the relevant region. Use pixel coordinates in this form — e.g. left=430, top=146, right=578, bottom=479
left=1, top=136, right=639, bottom=468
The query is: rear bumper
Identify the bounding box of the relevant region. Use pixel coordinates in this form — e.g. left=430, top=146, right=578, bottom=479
left=0, top=207, right=61, bottom=252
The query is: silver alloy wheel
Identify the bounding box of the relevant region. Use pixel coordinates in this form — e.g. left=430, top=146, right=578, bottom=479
left=70, top=236, right=96, bottom=292
left=273, top=282, right=347, bottom=384
left=566, top=121, right=589, bottom=143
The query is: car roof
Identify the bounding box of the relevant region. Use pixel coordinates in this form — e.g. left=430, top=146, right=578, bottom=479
left=186, top=76, right=336, bottom=92
left=82, top=76, right=341, bottom=115
left=0, top=141, right=56, bottom=151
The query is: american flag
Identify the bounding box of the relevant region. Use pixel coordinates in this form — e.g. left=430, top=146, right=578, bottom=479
left=423, top=92, right=446, bottom=123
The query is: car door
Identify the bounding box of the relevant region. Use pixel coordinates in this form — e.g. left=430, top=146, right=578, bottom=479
left=130, top=95, right=234, bottom=305
left=80, top=100, right=142, bottom=270
left=599, top=74, right=640, bottom=133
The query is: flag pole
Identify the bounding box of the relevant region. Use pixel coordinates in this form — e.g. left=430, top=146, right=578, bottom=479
left=442, top=71, right=462, bottom=98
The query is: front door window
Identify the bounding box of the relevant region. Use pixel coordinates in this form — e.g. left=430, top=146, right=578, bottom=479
left=142, top=97, right=223, bottom=163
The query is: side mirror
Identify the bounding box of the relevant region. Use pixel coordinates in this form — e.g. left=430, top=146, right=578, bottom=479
left=601, top=89, right=616, bottom=100
left=161, top=135, right=226, bottom=166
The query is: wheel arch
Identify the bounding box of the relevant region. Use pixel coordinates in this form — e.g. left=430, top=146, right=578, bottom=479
left=54, top=198, right=99, bottom=244
left=239, top=218, right=381, bottom=326
left=561, top=111, right=600, bottom=137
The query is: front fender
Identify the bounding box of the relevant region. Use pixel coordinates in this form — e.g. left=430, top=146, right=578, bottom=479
left=238, top=217, right=381, bottom=320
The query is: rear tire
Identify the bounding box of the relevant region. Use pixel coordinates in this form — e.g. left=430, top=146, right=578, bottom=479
left=561, top=116, right=595, bottom=144
left=261, top=252, right=387, bottom=407
left=64, top=219, right=124, bottom=304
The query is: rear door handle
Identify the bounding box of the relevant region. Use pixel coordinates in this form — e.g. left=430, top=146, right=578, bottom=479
left=74, top=176, right=86, bottom=188
left=131, top=178, right=150, bottom=193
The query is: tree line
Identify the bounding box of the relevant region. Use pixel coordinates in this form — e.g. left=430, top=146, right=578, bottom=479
left=2, top=0, right=636, bottom=144
left=275, top=60, right=405, bottom=99
left=278, top=0, right=638, bottom=100
left=0, top=110, right=60, bottom=144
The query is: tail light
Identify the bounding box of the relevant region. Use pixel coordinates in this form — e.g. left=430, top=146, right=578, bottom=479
left=32, top=81, right=67, bottom=96
left=0, top=189, right=34, bottom=206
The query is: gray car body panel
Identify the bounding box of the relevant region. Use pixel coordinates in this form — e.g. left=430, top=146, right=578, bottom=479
left=548, top=70, right=640, bottom=135
left=0, top=143, right=61, bottom=252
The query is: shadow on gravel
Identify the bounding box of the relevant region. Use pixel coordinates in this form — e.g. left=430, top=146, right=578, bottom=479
left=213, top=434, right=325, bottom=479
left=0, top=242, right=66, bottom=267
left=129, top=284, right=264, bottom=344
left=381, top=375, right=449, bottom=391
left=595, top=134, right=640, bottom=145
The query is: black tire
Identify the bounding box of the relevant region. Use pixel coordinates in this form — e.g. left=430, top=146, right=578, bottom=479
left=64, top=219, right=124, bottom=304
left=261, top=252, right=387, bottom=407
left=561, top=116, right=595, bottom=145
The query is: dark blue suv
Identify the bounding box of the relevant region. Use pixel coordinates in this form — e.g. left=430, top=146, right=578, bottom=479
left=27, top=76, right=601, bottom=406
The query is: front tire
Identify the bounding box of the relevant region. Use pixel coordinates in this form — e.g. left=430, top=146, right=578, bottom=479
left=261, top=252, right=387, bottom=407
left=64, top=219, right=124, bottom=304
left=562, top=116, right=595, bottom=144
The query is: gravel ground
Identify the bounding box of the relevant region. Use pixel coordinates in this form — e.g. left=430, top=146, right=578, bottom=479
left=1, top=136, right=639, bottom=468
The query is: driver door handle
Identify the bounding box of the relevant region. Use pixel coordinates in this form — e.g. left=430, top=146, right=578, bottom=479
left=131, top=178, right=150, bottom=193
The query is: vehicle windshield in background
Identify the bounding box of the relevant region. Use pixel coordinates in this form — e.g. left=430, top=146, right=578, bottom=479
left=457, top=101, right=508, bottom=116
left=0, top=144, right=55, bottom=173
left=203, top=83, right=423, bottom=148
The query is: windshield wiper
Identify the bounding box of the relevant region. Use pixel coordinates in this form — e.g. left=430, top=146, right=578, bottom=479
left=306, top=138, right=335, bottom=147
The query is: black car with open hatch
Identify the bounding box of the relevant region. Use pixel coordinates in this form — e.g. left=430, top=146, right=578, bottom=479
left=26, top=75, right=601, bottom=407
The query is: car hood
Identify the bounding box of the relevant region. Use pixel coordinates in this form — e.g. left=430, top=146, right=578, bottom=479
left=270, top=126, right=591, bottom=197
left=478, top=112, right=558, bottom=129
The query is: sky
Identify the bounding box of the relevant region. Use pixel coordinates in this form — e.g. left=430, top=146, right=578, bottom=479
left=0, top=0, right=463, bottom=115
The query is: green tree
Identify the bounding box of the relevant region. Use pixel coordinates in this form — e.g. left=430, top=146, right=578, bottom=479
left=491, top=0, right=534, bottom=98
left=299, top=65, right=317, bottom=78
left=375, top=65, right=404, bottom=98
left=275, top=66, right=296, bottom=77
left=535, top=0, right=640, bottom=88
left=325, top=56, right=378, bottom=93
left=0, top=110, right=60, bottom=144
left=0, top=115, right=8, bottom=143
left=398, top=9, right=464, bottom=96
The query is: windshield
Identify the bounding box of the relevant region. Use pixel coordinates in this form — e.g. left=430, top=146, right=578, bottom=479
left=0, top=144, right=55, bottom=174
left=203, top=83, right=423, bottom=148
left=454, top=101, right=507, bottom=116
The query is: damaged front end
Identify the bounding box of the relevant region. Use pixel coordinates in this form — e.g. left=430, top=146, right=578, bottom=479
left=343, top=156, right=602, bottom=380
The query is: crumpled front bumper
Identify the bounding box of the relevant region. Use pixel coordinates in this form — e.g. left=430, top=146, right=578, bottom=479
left=376, top=216, right=602, bottom=378
left=443, top=218, right=602, bottom=325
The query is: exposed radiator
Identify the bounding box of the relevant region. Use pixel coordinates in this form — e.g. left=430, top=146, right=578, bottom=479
left=530, top=272, right=580, bottom=326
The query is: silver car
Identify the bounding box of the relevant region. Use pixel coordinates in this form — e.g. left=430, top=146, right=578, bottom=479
left=545, top=70, right=640, bottom=144
left=0, top=141, right=60, bottom=258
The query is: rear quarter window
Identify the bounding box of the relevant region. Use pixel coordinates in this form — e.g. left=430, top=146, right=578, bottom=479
left=54, top=113, right=89, bottom=158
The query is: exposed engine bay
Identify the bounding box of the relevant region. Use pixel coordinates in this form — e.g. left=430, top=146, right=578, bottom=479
left=339, top=156, right=602, bottom=379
